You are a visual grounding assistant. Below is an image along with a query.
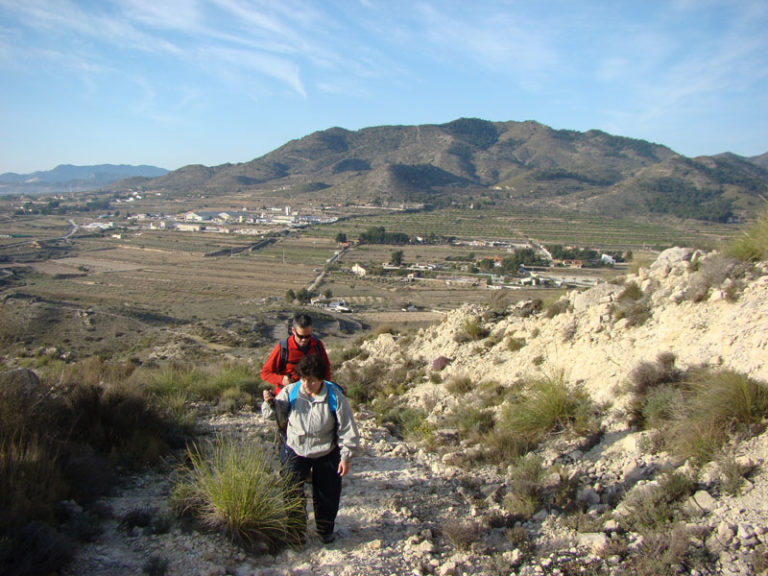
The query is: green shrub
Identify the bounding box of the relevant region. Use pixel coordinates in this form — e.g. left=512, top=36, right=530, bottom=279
left=371, top=397, right=426, bottom=439
left=561, top=510, right=606, bottom=533
left=0, top=521, right=73, bottom=576
left=506, top=337, right=526, bottom=352
left=619, top=281, right=644, bottom=301
left=505, top=525, right=532, bottom=554
left=751, top=544, right=768, bottom=575
left=452, top=407, right=495, bottom=442
left=475, top=380, right=507, bottom=408
left=613, top=526, right=709, bottom=576
left=172, top=435, right=304, bottom=551
left=207, top=363, right=259, bottom=395
left=626, top=353, right=682, bottom=426
left=610, top=281, right=652, bottom=327
left=484, top=427, right=530, bottom=464
left=717, top=455, right=752, bottom=496
left=180, top=362, right=260, bottom=408
left=442, top=519, right=483, bottom=550
left=667, top=369, right=768, bottom=463
left=622, top=472, right=695, bottom=531
left=218, top=387, right=252, bottom=414
left=481, top=373, right=598, bottom=466
left=631, top=362, right=768, bottom=464
left=156, top=388, right=197, bottom=431
left=144, top=361, right=258, bottom=406
left=688, top=368, right=768, bottom=425
left=336, top=360, right=384, bottom=405
left=612, top=301, right=651, bottom=327
left=0, top=434, right=67, bottom=525
left=683, top=254, right=745, bottom=303
left=560, top=320, right=577, bottom=341
left=497, top=371, right=598, bottom=450
left=118, top=506, right=168, bottom=535
left=336, top=345, right=365, bottom=363
left=545, top=299, right=571, bottom=319
left=628, top=256, right=653, bottom=276
left=641, top=385, right=683, bottom=430
left=146, top=364, right=202, bottom=399
left=65, top=381, right=172, bottom=467
left=484, top=334, right=502, bottom=348
left=0, top=364, right=160, bottom=575
left=54, top=356, right=137, bottom=388
left=445, top=374, right=474, bottom=395
left=502, top=454, right=544, bottom=519
left=456, top=317, right=489, bottom=342
left=725, top=209, right=768, bottom=262
left=338, top=358, right=420, bottom=407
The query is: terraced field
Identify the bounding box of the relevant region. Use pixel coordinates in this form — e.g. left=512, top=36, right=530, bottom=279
left=316, top=207, right=737, bottom=251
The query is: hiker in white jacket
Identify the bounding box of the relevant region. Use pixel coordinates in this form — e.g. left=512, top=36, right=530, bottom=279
left=262, top=353, right=359, bottom=544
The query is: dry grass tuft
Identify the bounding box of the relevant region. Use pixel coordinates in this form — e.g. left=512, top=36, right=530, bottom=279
left=441, top=518, right=483, bottom=551
left=725, top=208, right=768, bottom=262
left=172, top=435, right=305, bottom=552
left=455, top=317, right=489, bottom=343
left=629, top=358, right=768, bottom=464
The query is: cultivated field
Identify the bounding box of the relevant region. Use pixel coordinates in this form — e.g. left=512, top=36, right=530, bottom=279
left=314, top=207, right=737, bottom=251
left=0, top=200, right=743, bottom=362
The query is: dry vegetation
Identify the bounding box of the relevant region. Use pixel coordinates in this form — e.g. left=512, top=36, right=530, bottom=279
left=1, top=197, right=765, bottom=575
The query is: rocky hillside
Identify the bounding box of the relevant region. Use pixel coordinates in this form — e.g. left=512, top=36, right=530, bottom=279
left=64, top=248, right=768, bottom=576
left=121, top=118, right=768, bottom=221
left=370, top=247, right=768, bottom=405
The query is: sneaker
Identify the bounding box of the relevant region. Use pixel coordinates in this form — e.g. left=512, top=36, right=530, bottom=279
left=320, top=531, right=336, bottom=544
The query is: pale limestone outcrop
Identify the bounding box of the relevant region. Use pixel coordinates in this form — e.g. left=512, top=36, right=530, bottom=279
left=362, top=248, right=768, bottom=407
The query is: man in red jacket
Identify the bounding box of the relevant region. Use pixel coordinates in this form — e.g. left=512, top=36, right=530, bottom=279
left=261, top=313, right=331, bottom=403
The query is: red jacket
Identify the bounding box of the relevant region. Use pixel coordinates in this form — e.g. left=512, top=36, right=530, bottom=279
left=260, top=335, right=331, bottom=395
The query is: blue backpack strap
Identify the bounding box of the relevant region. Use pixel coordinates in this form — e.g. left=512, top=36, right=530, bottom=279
left=288, top=381, right=301, bottom=409
left=324, top=381, right=341, bottom=413
left=288, top=381, right=340, bottom=413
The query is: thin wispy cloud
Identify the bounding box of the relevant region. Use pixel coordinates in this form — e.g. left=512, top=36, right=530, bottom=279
left=120, top=0, right=203, bottom=32
left=1, top=0, right=183, bottom=55
left=414, top=3, right=558, bottom=77
left=199, top=45, right=306, bottom=98
left=0, top=0, right=765, bottom=172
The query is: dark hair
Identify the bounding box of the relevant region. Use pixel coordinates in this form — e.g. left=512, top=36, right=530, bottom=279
left=295, top=354, right=327, bottom=381
left=293, top=313, right=313, bottom=330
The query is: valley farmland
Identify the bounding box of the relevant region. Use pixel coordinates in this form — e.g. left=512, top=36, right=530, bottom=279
left=0, top=199, right=739, bottom=362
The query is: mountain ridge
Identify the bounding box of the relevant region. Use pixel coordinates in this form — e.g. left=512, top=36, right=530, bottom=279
left=0, top=163, right=169, bottom=195
left=123, top=118, right=768, bottom=221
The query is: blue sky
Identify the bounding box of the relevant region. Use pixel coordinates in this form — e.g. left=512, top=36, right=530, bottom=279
left=1, top=0, right=766, bottom=174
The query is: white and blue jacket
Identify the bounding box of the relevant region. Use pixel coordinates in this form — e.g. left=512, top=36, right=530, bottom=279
left=263, top=380, right=360, bottom=462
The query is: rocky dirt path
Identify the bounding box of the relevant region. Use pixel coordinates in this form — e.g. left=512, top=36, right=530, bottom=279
left=63, top=408, right=479, bottom=576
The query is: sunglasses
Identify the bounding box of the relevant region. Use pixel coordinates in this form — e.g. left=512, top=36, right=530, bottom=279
left=293, top=330, right=312, bottom=341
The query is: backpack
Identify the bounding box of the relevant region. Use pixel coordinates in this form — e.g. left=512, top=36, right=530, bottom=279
left=275, top=380, right=342, bottom=434
left=278, top=335, right=326, bottom=374
left=288, top=380, right=341, bottom=412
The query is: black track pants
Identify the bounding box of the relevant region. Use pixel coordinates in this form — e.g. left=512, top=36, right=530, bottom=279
left=282, top=444, right=342, bottom=538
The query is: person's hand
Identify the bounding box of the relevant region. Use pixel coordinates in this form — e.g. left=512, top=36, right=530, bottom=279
left=338, top=460, right=351, bottom=477
left=281, top=374, right=291, bottom=387
left=262, top=389, right=274, bottom=402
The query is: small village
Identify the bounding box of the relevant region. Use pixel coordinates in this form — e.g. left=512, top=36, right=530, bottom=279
left=65, top=202, right=619, bottom=301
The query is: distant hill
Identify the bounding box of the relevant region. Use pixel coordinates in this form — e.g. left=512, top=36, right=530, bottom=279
left=750, top=152, right=768, bottom=170
left=109, top=119, right=768, bottom=221
left=0, top=164, right=169, bottom=195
